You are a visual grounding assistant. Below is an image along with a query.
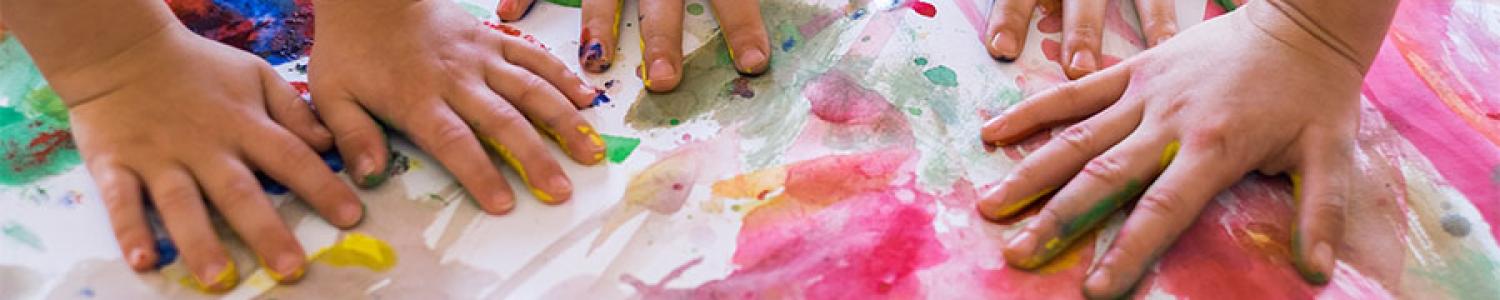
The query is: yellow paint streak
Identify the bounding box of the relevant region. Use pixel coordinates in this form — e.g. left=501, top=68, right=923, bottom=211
left=542, top=126, right=569, bottom=155
left=484, top=138, right=556, bottom=203
left=1035, top=232, right=1092, bottom=274
left=989, top=186, right=1056, bottom=218
left=579, top=125, right=604, bottom=147
left=311, top=233, right=397, bottom=271
left=1290, top=173, right=1302, bottom=204
left=258, top=257, right=304, bottom=282
left=1159, top=141, right=1181, bottom=170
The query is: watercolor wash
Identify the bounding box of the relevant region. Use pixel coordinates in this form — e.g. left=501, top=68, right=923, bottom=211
left=2, top=0, right=1499, bottom=299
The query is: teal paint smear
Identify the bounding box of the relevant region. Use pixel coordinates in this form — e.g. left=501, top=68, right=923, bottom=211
left=2, top=222, right=44, bottom=251
left=923, top=65, right=958, bottom=87
left=1, top=36, right=82, bottom=185
left=546, top=0, right=583, bottom=8
left=601, top=134, right=641, bottom=163
left=459, top=2, right=493, bottom=19
left=913, top=57, right=928, bottom=66
left=1413, top=246, right=1500, bottom=299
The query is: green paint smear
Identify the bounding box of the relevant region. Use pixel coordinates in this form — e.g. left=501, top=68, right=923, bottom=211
left=686, top=3, right=705, bottom=15
left=923, top=65, right=959, bottom=87
left=914, top=57, right=928, bottom=66
left=1412, top=245, right=1500, bottom=298
left=600, top=134, right=641, bottom=163
left=625, top=1, right=847, bottom=167
left=1214, top=0, right=1238, bottom=11
left=459, top=2, right=493, bottom=19
left=2, top=222, right=44, bottom=251
left=1, top=36, right=82, bottom=186
left=546, top=0, right=583, bottom=8
left=1036, top=180, right=1143, bottom=263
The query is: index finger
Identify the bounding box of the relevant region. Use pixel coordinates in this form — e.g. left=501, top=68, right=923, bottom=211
left=708, top=0, right=771, bottom=74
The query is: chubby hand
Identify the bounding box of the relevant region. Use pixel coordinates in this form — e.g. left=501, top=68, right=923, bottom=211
left=984, top=0, right=1178, bottom=79
left=309, top=0, right=605, bottom=213
left=59, top=27, right=361, bottom=291
left=977, top=4, right=1363, bottom=298
left=498, top=0, right=772, bottom=92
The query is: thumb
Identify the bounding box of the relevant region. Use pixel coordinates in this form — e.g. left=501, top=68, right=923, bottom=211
left=1290, top=134, right=1355, bottom=284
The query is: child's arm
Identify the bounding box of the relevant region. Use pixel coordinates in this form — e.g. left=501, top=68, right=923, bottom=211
left=2, top=0, right=364, bottom=291
left=308, top=0, right=605, bottom=213
left=976, top=0, right=1398, bottom=297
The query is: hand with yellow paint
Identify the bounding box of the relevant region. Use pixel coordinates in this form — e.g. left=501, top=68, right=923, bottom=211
left=500, top=0, right=773, bottom=93
left=983, top=0, right=1179, bottom=79
left=976, top=0, right=1398, bottom=298
left=2, top=0, right=366, bottom=292
left=308, top=0, right=608, bottom=213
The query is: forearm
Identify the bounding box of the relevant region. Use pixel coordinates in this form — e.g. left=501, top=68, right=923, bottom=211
left=0, top=0, right=179, bottom=78
left=1246, top=0, right=1400, bottom=74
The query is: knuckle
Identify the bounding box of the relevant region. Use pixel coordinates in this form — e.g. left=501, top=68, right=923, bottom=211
left=151, top=186, right=200, bottom=211
left=426, top=124, right=477, bottom=155
left=1080, top=155, right=1129, bottom=185
left=1056, top=124, right=1096, bottom=154
left=1066, top=25, right=1101, bottom=43
left=1134, top=191, right=1183, bottom=219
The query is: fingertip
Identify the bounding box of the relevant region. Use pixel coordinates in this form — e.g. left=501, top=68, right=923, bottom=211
left=734, top=47, right=769, bottom=75
left=1296, top=239, right=1334, bottom=284
left=1082, top=267, right=1115, bottom=299
left=644, top=58, right=680, bottom=92
left=265, top=251, right=307, bottom=284
left=333, top=200, right=366, bottom=229
left=988, top=33, right=1019, bottom=62
left=579, top=38, right=614, bottom=73
left=125, top=247, right=158, bottom=271
left=1066, top=48, right=1099, bottom=80
left=498, top=0, right=537, bottom=22
left=486, top=190, right=518, bottom=215
left=1003, top=230, right=1041, bottom=268
left=537, top=174, right=573, bottom=204
left=351, top=148, right=391, bottom=189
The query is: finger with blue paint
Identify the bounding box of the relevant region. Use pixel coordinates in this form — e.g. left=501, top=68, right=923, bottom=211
left=579, top=0, right=770, bottom=91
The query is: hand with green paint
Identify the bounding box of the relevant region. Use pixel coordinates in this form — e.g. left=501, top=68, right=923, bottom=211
left=500, top=0, right=773, bottom=93
left=983, top=0, right=1179, bottom=79
left=977, top=0, right=1399, bottom=297
left=2, top=0, right=366, bottom=291
left=309, top=0, right=607, bottom=213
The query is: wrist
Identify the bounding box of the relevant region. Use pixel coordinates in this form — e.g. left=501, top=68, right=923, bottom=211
left=1241, top=0, right=1396, bottom=75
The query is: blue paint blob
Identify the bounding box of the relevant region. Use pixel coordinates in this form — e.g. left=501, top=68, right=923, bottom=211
left=256, top=150, right=342, bottom=195
left=851, top=8, right=868, bottom=20
left=781, top=37, right=797, bottom=52
left=591, top=89, right=612, bottom=107
left=169, top=0, right=315, bottom=65
left=153, top=237, right=179, bottom=270
left=80, top=288, right=95, bottom=298
left=321, top=150, right=345, bottom=172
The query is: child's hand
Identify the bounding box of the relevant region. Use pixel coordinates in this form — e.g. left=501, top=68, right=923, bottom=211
left=309, top=0, right=605, bottom=213
left=61, top=29, right=361, bottom=290
left=984, top=0, right=1177, bottom=79
left=976, top=1, right=1380, bottom=297
left=500, top=0, right=770, bottom=92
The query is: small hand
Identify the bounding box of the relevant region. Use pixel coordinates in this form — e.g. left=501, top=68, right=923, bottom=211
left=61, top=28, right=361, bottom=291
left=310, top=0, right=605, bottom=213
left=977, top=5, right=1362, bottom=298
left=984, top=0, right=1178, bottom=79
left=502, top=0, right=772, bottom=92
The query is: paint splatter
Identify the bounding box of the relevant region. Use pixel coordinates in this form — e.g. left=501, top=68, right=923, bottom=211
left=908, top=0, right=937, bottom=18
left=168, top=0, right=316, bottom=65
left=311, top=233, right=398, bottom=271
left=803, top=71, right=889, bottom=124
left=850, top=8, right=868, bottom=20
left=1440, top=213, right=1472, bottom=237
left=154, top=237, right=179, bottom=270
left=923, top=65, right=959, bottom=87
left=590, top=89, right=612, bottom=107
left=2, top=222, right=44, bottom=251
left=686, top=3, right=706, bottom=16
left=1, top=120, right=81, bottom=185
left=913, top=57, right=928, bottom=66
left=600, top=134, right=641, bottom=163
left=591, top=140, right=736, bottom=252
left=730, top=77, right=756, bottom=98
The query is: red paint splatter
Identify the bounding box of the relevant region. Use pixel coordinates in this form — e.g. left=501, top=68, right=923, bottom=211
left=484, top=21, right=549, bottom=50
left=4, top=122, right=75, bottom=172
left=289, top=81, right=310, bottom=97
left=908, top=0, right=937, bottom=18
left=1037, top=12, right=1063, bottom=34
left=803, top=72, right=889, bottom=125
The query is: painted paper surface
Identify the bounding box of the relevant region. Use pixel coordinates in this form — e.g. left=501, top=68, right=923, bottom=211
left=2, top=0, right=1498, bottom=299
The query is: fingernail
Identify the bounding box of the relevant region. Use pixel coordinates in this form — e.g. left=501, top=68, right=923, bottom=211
left=1070, top=49, right=1098, bottom=73
left=355, top=154, right=374, bottom=179
left=735, top=48, right=767, bottom=74
left=1307, top=241, right=1333, bottom=283
left=545, top=175, right=571, bottom=203
left=579, top=84, right=597, bottom=98
left=127, top=248, right=152, bottom=269
left=195, top=260, right=238, bottom=292
left=499, top=0, right=517, bottom=18
left=339, top=202, right=364, bottom=227
left=267, top=253, right=305, bottom=283
left=990, top=34, right=1016, bottom=62
left=493, top=191, right=516, bottom=214
left=580, top=40, right=611, bottom=72
left=313, top=126, right=332, bottom=141
left=1007, top=231, right=1038, bottom=254
left=648, top=58, right=675, bottom=84
left=1084, top=267, right=1113, bottom=295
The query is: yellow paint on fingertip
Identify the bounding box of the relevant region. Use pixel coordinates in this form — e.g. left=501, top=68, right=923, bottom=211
left=579, top=125, right=605, bottom=147
left=484, top=138, right=557, bottom=202
left=990, top=186, right=1057, bottom=218
left=1159, top=141, right=1181, bottom=170
left=311, top=233, right=397, bottom=271
left=258, top=258, right=304, bottom=283
left=187, top=260, right=239, bottom=293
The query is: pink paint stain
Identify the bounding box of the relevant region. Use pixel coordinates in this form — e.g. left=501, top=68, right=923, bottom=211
left=907, top=0, right=937, bottom=18
left=803, top=72, right=889, bottom=125
left=628, top=149, right=947, bottom=299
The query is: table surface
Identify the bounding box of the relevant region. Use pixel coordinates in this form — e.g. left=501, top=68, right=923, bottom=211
left=2, top=0, right=1498, bottom=299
